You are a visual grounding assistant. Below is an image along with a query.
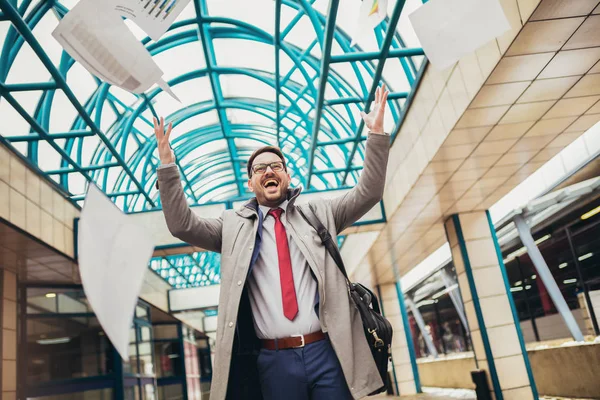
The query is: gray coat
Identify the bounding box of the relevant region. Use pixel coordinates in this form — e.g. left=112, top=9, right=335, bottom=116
left=157, top=133, right=390, bottom=399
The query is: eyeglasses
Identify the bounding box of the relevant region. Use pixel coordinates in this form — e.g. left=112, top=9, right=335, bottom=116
left=251, top=161, right=285, bottom=176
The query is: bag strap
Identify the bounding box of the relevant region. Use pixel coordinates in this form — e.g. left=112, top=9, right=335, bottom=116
left=296, top=204, right=350, bottom=284
left=297, top=205, right=386, bottom=316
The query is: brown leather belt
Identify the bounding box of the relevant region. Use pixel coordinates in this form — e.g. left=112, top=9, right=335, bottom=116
left=261, top=331, right=326, bottom=350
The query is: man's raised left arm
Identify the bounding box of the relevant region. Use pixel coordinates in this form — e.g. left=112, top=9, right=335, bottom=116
left=328, top=85, right=391, bottom=232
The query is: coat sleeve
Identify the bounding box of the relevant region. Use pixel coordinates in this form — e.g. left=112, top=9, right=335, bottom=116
left=328, top=133, right=390, bottom=233
left=157, top=164, right=223, bottom=253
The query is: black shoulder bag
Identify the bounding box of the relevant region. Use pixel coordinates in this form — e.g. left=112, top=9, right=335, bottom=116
left=297, top=204, right=393, bottom=395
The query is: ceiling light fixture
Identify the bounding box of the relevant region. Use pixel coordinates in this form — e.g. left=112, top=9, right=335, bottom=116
left=415, top=299, right=436, bottom=308
left=535, top=234, right=551, bottom=245
left=581, top=205, right=600, bottom=220
left=432, top=284, right=459, bottom=300
left=503, top=234, right=551, bottom=263
left=37, top=337, right=71, bottom=345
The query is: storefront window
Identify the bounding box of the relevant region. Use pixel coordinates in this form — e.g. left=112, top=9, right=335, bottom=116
left=569, top=216, right=600, bottom=334
left=125, top=316, right=155, bottom=377
left=26, top=316, right=113, bottom=383
left=571, top=219, right=600, bottom=292
left=154, top=322, right=211, bottom=399
left=143, top=383, right=157, bottom=400
left=26, top=288, right=93, bottom=315
left=25, top=286, right=114, bottom=385
left=23, top=284, right=158, bottom=400
left=136, top=305, right=149, bottom=321
left=435, top=294, right=468, bottom=354
left=139, top=326, right=155, bottom=375
left=502, top=220, right=599, bottom=342
left=124, top=327, right=140, bottom=375
left=198, top=339, right=213, bottom=378
left=158, top=383, right=184, bottom=400
left=124, top=385, right=140, bottom=400
left=153, top=323, right=179, bottom=340
left=155, top=340, right=183, bottom=378
left=536, top=234, right=581, bottom=312
left=405, top=264, right=471, bottom=359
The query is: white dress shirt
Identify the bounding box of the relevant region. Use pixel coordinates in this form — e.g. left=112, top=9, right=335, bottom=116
left=247, top=200, right=321, bottom=339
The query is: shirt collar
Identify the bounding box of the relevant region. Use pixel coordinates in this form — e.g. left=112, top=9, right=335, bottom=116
left=259, top=199, right=289, bottom=219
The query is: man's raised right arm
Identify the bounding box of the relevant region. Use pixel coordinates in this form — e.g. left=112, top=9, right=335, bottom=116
left=154, top=117, right=223, bottom=253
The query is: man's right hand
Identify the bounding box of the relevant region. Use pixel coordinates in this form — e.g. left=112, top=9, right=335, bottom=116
left=153, top=116, right=175, bottom=165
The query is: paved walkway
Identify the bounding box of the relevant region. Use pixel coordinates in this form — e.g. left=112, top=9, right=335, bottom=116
left=373, top=396, right=473, bottom=399
left=371, top=388, right=476, bottom=400
left=373, top=391, right=584, bottom=400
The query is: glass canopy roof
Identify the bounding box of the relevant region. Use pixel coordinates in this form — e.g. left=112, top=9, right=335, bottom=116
left=1, top=0, right=426, bottom=288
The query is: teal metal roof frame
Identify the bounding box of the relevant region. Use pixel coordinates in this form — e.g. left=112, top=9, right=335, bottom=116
left=1, top=0, right=426, bottom=288
left=151, top=251, right=222, bottom=287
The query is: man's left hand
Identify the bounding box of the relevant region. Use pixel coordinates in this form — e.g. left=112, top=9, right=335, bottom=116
left=360, top=84, right=389, bottom=135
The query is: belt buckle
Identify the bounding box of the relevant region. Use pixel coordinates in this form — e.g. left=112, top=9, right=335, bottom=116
left=291, top=334, right=305, bottom=348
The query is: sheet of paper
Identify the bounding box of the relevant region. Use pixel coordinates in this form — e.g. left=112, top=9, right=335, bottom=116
left=409, top=0, right=510, bottom=70
left=111, top=0, right=192, bottom=42
left=52, top=0, right=180, bottom=101
left=78, top=184, right=155, bottom=360
left=351, top=0, right=388, bottom=47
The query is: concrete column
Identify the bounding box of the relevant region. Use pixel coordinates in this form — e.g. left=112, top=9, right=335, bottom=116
left=2, top=269, right=18, bottom=400
left=380, top=282, right=421, bottom=396
left=445, top=211, right=538, bottom=400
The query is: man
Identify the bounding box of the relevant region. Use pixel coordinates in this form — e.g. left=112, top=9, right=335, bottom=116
left=154, top=85, right=391, bottom=400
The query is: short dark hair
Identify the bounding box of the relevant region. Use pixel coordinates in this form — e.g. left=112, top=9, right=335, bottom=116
left=247, top=146, right=287, bottom=177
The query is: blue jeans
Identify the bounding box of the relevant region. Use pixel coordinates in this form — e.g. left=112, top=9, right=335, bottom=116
left=256, top=337, right=353, bottom=400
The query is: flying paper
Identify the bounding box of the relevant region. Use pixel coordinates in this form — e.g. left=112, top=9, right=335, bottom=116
left=52, top=0, right=180, bottom=101
left=409, top=0, right=510, bottom=70
left=78, top=184, right=155, bottom=359
left=351, top=0, right=388, bottom=47
left=111, top=0, right=191, bottom=42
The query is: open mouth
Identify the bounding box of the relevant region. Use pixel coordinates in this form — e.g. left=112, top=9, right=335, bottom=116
left=262, top=179, right=279, bottom=191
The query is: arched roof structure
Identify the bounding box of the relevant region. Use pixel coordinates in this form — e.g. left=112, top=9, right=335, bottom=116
left=0, top=0, right=426, bottom=287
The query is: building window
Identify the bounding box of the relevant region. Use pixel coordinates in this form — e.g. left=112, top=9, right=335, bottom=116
left=405, top=264, right=471, bottom=359
left=25, top=287, right=113, bottom=384
left=22, top=284, right=158, bottom=400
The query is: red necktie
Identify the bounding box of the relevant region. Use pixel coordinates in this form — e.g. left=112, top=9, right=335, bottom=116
left=268, top=208, right=298, bottom=321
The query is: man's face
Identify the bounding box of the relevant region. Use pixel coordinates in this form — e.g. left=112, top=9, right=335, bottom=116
left=248, top=152, right=291, bottom=207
